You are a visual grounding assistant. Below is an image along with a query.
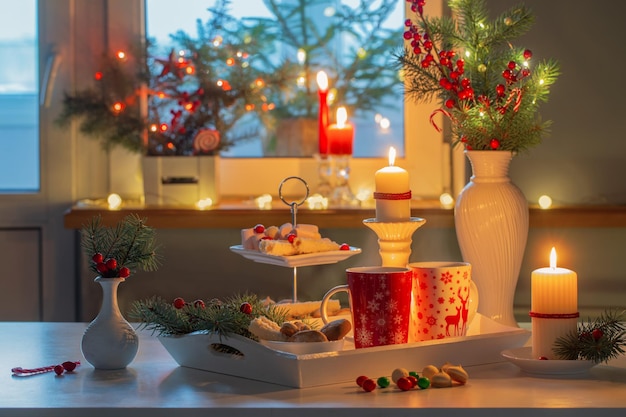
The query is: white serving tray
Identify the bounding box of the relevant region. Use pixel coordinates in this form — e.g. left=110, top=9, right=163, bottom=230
left=158, top=314, right=530, bottom=388
left=229, top=245, right=362, bottom=267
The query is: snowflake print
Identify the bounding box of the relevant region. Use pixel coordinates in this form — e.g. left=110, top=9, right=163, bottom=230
left=440, top=271, right=453, bottom=285
left=437, top=333, right=446, bottom=339
left=376, top=316, right=387, bottom=329
left=393, top=314, right=404, bottom=326
left=359, top=312, right=369, bottom=325
left=426, top=314, right=437, bottom=326
left=393, top=330, right=407, bottom=344
left=378, top=335, right=388, bottom=345
left=379, top=278, right=387, bottom=290
left=367, top=300, right=380, bottom=312
left=356, top=327, right=373, bottom=347
left=387, top=299, right=398, bottom=312
left=448, top=296, right=456, bottom=304
left=437, top=297, right=445, bottom=305
left=374, top=291, right=384, bottom=300
left=419, top=281, right=428, bottom=290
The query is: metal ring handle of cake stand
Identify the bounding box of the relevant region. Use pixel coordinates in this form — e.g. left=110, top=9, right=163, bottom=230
left=278, top=176, right=310, bottom=302
left=278, top=176, right=309, bottom=228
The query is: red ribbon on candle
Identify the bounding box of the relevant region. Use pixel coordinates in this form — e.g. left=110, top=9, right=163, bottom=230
left=529, top=311, right=580, bottom=319
left=373, top=191, right=412, bottom=200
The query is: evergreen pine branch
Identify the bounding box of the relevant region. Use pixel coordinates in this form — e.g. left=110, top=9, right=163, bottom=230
left=398, top=0, right=559, bottom=152
left=553, top=308, right=626, bottom=364
left=130, top=293, right=289, bottom=339
left=81, top=214, right=160, bottom=277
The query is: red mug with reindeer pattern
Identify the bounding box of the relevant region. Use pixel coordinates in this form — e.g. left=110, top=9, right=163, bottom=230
left=408, top=262, right=478, bottom=342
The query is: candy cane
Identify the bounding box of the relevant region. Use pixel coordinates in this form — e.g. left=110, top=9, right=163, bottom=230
left=11, top=361, right=80, bottom=376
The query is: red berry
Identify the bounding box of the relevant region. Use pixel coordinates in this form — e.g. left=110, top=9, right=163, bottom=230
left=538, top=356, right=549, bottom=360
left=407, top=375, right=418, bottom=388
left=253, top=224, right=265, bottom=234
left=445, top=98, right=455, bottom=108
left=62, top=361, right=77, bottom=372
left=507, top=61, right=516, bottom=70
left=193, top=299, right=206, bottom=309
left=240, top=302, right=253, bottom=315
left=592, top=328, right=604, bottom=340
left=362, top=378, right=377, bottom=392
left=523, top=49, right=533, bottom=60
left=287, top=233, right=297, bottom=243
left=396, top=376, right=413, bottom=391
left=118, top=267, right=130, bottom=278
left=173, top=297, right=186, bottom=309
left=105, top=258, right=117, bottom=270
left=356, top=375, right=369, bottom=387
left=490, top=138, right=500, bottom=149
left=54, top=365, right=64, bottom=375
left=92, top=253, right=104, bottom=264
left=96, top=262, right=109, bottom=274
left=339, top=243, right=350, bottom=251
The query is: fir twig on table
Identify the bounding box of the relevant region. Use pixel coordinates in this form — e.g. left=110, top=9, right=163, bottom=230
left=553, top=308, right=626, bottom=364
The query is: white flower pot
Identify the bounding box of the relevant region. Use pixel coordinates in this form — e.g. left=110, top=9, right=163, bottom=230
left=454, top=150, right=528, bottom=327
left=142, top=155, right=220, bottom=206
left=81, top=277, right=138, bottom=370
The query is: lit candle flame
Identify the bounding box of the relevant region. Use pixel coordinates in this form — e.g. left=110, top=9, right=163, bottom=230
left=316, top=71, right=328, bottom=92
left=336, top=106, right=347, bottom=128
left=388, top=146, right=397, bottom=166
left=549, top=247, right=557, bottom=269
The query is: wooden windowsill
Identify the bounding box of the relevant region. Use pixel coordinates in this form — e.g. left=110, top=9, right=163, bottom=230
left=63, top=198, right=626, bottom=229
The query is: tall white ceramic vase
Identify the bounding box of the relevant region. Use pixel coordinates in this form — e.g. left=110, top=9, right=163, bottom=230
left=454, top=150, right=528, bottom=327
left=81, top=277, right=139, bottom=369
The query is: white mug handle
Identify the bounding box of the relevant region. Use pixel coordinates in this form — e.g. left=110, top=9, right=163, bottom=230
left=468, top=280, right=479, bottom=325
left=320, top=285, right=349, bottom=324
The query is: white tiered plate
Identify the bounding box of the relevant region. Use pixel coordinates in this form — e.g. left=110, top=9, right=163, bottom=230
left=229, top=245, right=361, bottom=267
left=501, top=346, right=597, bottom=376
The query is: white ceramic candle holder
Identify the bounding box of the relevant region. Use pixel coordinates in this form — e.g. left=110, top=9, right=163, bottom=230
left=363, top=217, right=426, bottom=267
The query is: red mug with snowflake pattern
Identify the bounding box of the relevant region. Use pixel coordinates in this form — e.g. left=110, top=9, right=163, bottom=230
left=320, top=266, right=413, bottom=349
left=408, top=262, right=478, bottom=342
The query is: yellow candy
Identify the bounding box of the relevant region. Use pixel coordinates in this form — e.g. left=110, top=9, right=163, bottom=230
left=391, top=367, right=409, bottom=384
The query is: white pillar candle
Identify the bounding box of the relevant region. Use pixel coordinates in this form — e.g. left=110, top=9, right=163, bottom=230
left=374, top=147, right=411, bottom=222
left=531, top=247, right=578, bottom=359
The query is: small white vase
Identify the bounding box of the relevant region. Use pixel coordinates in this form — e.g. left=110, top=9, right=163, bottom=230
left=454, top=150, right=528, bottom=327
left=81, top=277, right=139, bottom=369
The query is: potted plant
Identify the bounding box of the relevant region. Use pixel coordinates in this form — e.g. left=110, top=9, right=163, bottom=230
left=396, top=0, right=560, bottom=326
left=80, top=214, right=160, bottom=369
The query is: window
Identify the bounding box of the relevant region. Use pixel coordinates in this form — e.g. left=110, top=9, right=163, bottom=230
left=0, top=0, right=39, bottom=192
left=50, top=0, right=453, bottom=201
left=143, top=0, right=453, bottom=199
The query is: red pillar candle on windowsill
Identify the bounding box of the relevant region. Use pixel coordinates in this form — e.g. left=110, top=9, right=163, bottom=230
left=374, top=147, right=411, bottom=222
left=316, top=71, right=329, bottom=156
left=530, top=247, right=579, bottom=359
left=327, top=107, right=354, bottom=155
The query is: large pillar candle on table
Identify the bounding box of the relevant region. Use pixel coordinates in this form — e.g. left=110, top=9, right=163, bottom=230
left=530, top=247, right=578, bottom=359
left=374, top=147, right=411, bottom=222
left=316, top=71, right=329, bottom=156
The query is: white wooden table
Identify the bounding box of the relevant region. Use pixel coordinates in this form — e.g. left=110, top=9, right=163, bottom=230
left=2, top=322, right=625, bottom=416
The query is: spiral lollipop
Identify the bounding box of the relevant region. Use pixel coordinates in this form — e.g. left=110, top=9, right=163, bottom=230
left=193, top=128, right=220, bottom=154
